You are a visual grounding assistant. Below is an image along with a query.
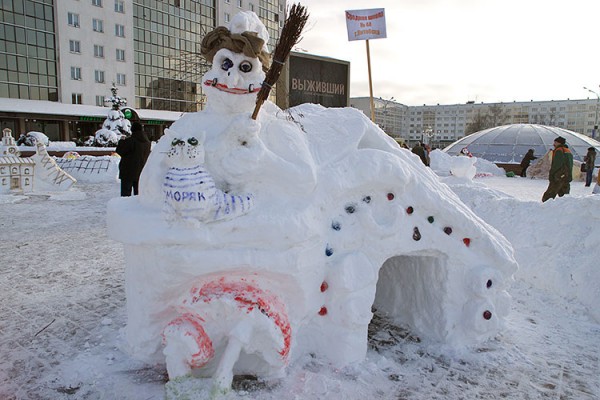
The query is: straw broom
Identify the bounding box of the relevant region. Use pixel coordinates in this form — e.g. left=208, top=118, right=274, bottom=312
left=251, top=3, right=309, bottom=120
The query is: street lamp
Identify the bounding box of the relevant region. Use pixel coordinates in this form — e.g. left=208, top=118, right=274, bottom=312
left=583, top=85, right=599, bottom=138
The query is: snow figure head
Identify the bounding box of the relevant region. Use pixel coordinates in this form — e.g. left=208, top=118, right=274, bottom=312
left=163, top=128, right=206, bottom=167
left=200, top=11, right=270, bottom=114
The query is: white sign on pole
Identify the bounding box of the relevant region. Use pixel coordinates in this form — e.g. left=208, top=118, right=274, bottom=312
left=345, top=8, right=387, bottom=41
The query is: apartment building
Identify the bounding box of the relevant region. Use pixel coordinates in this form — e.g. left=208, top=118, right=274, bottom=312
left=0, top=0, right=285, bottom=139
left=351, top=97, right=600, bottom=148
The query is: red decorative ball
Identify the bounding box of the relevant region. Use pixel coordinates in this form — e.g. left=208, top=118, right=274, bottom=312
left=320, top=281, right=328, bottom=292
left=483, top=310, right=492, bottom=320
left=387, top=192, right=395, bottom=201
left=406, top=206, right=414, bottom=214
left=463, top=238, right=471, bottom=247
left=318, top=306, right=328, bottom=316
left=443, top=227, right=453, bottom=235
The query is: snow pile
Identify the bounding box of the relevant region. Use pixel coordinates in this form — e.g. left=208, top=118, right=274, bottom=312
left=446, top=177, right=600, bottom=322
left=430, top=149, right=505, bottom=178
left=16, top=131, right=49, bottom=146
left=108, top=11, right=517, bottom=393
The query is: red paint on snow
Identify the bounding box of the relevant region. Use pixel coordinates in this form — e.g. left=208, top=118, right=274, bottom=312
left=186, top=277, right=292, bottom=360
left=163, top=313, right=214, bottom=369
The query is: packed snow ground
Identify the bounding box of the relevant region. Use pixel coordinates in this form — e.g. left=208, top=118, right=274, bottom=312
left=0, top=176, right=599, bottom=399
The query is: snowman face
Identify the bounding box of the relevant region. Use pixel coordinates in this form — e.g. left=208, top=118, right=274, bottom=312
left=202, top=48, right=265, bottom=113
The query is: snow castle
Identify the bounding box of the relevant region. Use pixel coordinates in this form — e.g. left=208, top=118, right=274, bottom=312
left=107, top=11, right=517, bottom=393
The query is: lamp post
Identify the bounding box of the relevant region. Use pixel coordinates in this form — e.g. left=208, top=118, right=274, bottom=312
left=583, top=86, right=599, bottom=139
left=378, top=96, right=396, bottom=138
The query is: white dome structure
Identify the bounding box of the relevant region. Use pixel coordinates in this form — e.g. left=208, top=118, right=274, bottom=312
left=444, top=124, right=600, bottom=164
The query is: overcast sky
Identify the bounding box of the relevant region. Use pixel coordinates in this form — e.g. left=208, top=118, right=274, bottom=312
left=295, top=0, right=600, bottom=106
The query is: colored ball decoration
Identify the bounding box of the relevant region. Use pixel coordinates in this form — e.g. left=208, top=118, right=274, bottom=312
left=427, top=216, right=434, bottom=223
left=412, top=227, right=421, bottom=241
left=320, top=281, right=329, bottom=292
left=387, top=192, right=395, bottom=201
left=325, top=246, right=334, bottom=257
left=318, top=306, right=328, bottom=316
left=463, top=238, right=471, bottom=247
left=345, top=204, right=356, bottom=214
left=362, top=196, right=372, bottom=204
left=443, top=227, right=453, bottom=235
left=483, top=310, right=492, bottom=320
left=406, top=206, right=414, bottom=214
left=486, top=279, right=493, bottom=289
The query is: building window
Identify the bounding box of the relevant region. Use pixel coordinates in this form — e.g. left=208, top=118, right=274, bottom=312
left=116, top=73, right=126, bottom=86
left=94, top=70, right=105, bottom=83
left=68, top=12, right=80, bottom=27
left=114, top=0, right=124, bottom=13
left=69, top=40, right=81, bottom=53
left=93, top=45, right=104, bottom=58
left=93, top=18, right=104, bottom=32
left=249, top=3, right=254, bottom=11
left=70, top=66, right=82, bottom=80
left=115, top=24, right=125, bottom=37
left=224, top=13, right=230, bottom=23
left=96, top=95, right=105, bottom=106
left=237, top=0, right=242, bottom=7
left=116, top=49, right=125, bottom=62
left=72, top=93, right=83, bottom=104
left=92, top=0, right=102, bottom=6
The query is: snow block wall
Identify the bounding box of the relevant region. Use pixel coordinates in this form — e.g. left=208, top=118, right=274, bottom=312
left=107, top=10, right=517, bottom=393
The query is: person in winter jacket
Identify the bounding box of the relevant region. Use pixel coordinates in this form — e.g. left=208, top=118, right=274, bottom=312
left=411, top=142, right=429, bottom=166
left=116, top=122, right=151, bottom=196
left=519, top=149, right=537, bottom=177
left=583, top=147, right=596, bottom=187
left=542, top=136, right=573, bottom=202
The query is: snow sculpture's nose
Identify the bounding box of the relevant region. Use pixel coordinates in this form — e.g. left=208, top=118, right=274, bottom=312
left=225, top=69, right=242, bottom=88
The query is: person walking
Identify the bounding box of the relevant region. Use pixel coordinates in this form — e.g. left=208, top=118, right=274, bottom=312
left=115, top=122, right=151, bottom=196
left=583, top=147, right=596, bottom=187
left=542, top=136, right=573, bottom=202
left=519, top=149, right=537, bottom=177
left=411, top=142, right=429, bottom=166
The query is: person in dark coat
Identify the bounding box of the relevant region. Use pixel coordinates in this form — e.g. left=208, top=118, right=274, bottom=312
left=116, top=122, right=151, bottom=196
left=542, top=136, right=573, bottom=202
left=411, top=142, right=429, bottom=166
left=583, top=147, right=596, bottom=187
left=519, top=148, right=537, bottom=177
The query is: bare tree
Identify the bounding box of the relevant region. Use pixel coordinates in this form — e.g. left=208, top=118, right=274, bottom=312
left=465, top=105, right=510, bottom=135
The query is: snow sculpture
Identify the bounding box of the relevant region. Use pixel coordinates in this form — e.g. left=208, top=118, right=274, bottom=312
left=16, top=131, right=50, bottom=147
left=0, top=128, right=75, bottom=193
left=108, top=11, right=517, bottom=394
left=162, top=128, right=255, bottom=224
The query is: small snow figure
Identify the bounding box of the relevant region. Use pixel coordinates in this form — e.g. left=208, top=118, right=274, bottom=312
left=162, top=128, right=255, bottom=223
left=460, top=147, right=473, bottom=157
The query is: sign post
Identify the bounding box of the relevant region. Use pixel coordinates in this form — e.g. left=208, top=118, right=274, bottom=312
left=345, top=8, right=387, bottom=122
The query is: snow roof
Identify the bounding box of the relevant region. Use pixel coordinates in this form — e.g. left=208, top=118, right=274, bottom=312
left=0, top=156, right=36, bottom=165
left=0, top=98, right=184, bottom=122
left=443, top=124, right=600, bottom=163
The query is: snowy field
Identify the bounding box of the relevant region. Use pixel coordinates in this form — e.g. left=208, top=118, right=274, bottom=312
left=0, top=176, right=599, bottom=399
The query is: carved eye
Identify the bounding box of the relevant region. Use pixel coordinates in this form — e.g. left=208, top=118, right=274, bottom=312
left=221, top=58, right=234, bottom=71
left=239, top=61, right=253, bottom=73
left=187, top=137, right=198, bottom=146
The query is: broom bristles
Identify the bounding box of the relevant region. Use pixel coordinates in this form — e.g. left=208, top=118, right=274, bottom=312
left=252, top=3, right=309, bottom=120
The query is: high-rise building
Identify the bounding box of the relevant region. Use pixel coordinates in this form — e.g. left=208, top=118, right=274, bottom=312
left=0, top=0, right=285, bottom=139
